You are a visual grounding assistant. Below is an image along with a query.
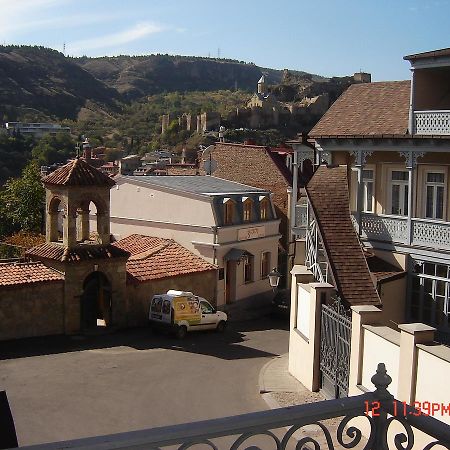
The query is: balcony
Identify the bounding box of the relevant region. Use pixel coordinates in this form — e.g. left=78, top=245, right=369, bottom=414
left=414, top=110, right=450, bottom=135
left=358, top=212, right=450, bottom=251
left=293, top=203, right=308, bottom=238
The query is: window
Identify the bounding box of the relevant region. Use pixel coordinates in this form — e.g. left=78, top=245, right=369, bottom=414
left=410, top=261, right=450, bottom=334
left=200, top=300, right=214, bottom=314
left=224, top=200, right=234, bottom=225
left=260, top=197, right=270, bottom=220
left=362, top=169, right=374, bottom=212
left=425, top=172, right=445, bottom=220
left=243, top=198, right=253, bottom=222
left=261, top=251, right=271, bottom=279
left=389, top=170, right=409, bottom=216
left=243, top=255, right=254, bottom=283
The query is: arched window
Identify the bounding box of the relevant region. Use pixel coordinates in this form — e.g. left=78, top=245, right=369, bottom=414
left=223, top=198, right=235, bottom=225
left=242, top=197, right=253, bottom=222
left=48, top=197, right=64, bottom=242
left=260, top=197, right=271, bottom=220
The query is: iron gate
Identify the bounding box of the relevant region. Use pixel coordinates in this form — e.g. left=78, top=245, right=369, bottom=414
left=319, top=298, right=352, bottom=399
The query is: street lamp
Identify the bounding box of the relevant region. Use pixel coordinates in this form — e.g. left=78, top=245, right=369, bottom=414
left=268, top=267, right=281, bottom=291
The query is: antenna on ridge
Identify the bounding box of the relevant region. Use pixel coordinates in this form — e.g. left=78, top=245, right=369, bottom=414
left=63, top=42, right=66, bottom=56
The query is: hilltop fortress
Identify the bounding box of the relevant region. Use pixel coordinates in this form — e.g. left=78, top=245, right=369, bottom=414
left=161, top=71, right=371, bottom=134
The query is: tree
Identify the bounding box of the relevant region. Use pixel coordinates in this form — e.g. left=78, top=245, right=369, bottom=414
left=31, top=133, right=75, bottom=165
left=0, top=161, right=45, bottom=234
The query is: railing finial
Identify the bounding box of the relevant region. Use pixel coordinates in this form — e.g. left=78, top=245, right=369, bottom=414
left=371, top=363, right=392, bottom=398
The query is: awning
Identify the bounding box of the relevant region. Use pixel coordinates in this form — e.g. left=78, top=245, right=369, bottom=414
left=224, top=248, right=252, bottom=261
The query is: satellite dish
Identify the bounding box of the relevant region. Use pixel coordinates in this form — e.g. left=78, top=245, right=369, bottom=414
left=204, top=159, right=217, bottom=175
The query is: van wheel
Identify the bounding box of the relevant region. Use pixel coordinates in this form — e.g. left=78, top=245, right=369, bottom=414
left=216, top=321, right=226, bottom=333
left=176, top=325, right=187, bottom=339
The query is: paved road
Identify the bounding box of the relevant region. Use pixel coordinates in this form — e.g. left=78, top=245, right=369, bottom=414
left=0, top=317, right=289, bottom=446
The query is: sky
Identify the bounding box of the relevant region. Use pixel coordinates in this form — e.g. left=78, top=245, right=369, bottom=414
left=1, top=0, right=449, bottom=81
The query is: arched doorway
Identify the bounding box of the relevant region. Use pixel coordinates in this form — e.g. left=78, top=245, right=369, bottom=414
left=80, top=272, right=112, bottom=330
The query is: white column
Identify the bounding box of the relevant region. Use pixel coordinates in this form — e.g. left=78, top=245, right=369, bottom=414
left=407, top=166, right=413, bottom=245
left=408, top=69, right=415, bottom=135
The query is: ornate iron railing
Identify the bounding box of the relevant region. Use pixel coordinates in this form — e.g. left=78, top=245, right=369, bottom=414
left=414, top=110, right=450, bottom=135
left=13, top=364, right=450, bottom=450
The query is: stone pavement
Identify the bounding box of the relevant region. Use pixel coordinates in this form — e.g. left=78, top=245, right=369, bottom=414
left=258, top=353, right=344, bottom=448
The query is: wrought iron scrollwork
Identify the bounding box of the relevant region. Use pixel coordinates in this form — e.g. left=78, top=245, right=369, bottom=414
left=230, top=430, right=281, bottom=450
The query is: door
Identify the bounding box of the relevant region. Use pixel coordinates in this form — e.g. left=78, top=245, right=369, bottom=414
left=389, top=170, right=409, bottom=216
left=319, top=298, right=352, bottom=399
left=225, top=261, right=236, bottom=304
left=80, top=272, right=111, bottom=330
left=199, top=300, right=218, bottom=329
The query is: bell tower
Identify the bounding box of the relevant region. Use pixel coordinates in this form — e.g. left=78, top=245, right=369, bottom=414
left=257, top=75, right=267, bottom=95
left=43, top=158, right=115, bottom=248
left=27, top=158, right=129, bottom=334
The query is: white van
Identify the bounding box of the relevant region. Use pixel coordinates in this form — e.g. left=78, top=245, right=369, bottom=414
left=149, top=290, right=227, bottom=338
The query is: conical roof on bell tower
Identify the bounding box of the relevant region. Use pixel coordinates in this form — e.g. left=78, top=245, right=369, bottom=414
left=43, top=158, right=115, bottom=187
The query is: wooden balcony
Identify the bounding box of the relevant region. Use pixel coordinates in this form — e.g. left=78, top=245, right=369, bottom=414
left=358, top=212, right=450, bottom=251
left=414, top=110, right=450, bottom=135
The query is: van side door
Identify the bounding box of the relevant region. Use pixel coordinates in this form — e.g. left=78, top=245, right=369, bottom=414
left=199, top=300, right=218, bottom=329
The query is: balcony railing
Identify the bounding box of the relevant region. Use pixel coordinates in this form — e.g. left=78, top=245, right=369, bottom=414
left=357, top=213, right=450, bottom=251
left=414, top=110, right=450, bottom=135
left=13, top=364, right=450, bottom=450
left=293, top=203, right=308, bottom=238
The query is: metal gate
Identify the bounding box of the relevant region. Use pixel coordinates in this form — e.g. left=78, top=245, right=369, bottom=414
left=319, top=298, right=352, bottom=399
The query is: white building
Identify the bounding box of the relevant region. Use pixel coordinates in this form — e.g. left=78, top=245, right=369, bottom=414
left=106, top=176, right=281, bottom=306
left=5, top=122, right=71, bottom=137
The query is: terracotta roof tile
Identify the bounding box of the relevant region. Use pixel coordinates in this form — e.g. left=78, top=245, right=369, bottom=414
left=26, top=242, right=129, bottom=262
left=310, top=81, right=411, bottom=138
left=113, top=234, right=216, bottom=283
left=306, top=165, right=380, bottom=306
left=0, top=262, right=64, bottom=288
left=43, top=158, right=116, bottom=187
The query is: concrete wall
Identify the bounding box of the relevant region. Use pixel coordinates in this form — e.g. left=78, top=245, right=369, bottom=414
left=0, top=282, right=65, bottom=340
left=126, top=270, right=217, bottom=327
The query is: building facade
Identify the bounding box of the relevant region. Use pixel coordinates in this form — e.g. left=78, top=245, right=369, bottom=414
left=107, top=175, right=281, bottom=306
left=292, top=47, right=450, bottom=343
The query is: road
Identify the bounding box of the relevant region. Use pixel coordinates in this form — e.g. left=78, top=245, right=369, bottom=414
left=0, top=316, right=289, bottom=446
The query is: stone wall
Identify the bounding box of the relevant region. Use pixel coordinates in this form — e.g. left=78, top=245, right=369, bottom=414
left=0, top=282, right=65, bottom=340
left=126, top=270, right=217, bottom=327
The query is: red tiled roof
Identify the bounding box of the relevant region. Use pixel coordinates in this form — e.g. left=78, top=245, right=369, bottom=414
left=113, top=234, right=216, bottom=283
left=0, top=262, right=64, bottom=288
left=43, top=158, right=116, bottom=187
left=404, top=47, right=450, bottom=61
left=26, top=242, right=129, bottom=262
left=309, top=81, right=411, bottom=138
left=306, top=165, right=380, bottom=306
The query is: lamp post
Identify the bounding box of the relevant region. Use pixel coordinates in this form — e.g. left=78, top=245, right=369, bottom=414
left=268, top=267, right=281, bottom=293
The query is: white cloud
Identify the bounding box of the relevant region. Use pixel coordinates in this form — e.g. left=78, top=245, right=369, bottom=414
left=0, top=0, right=68, bottom=38
left=67, top=22, right=166, bottom=55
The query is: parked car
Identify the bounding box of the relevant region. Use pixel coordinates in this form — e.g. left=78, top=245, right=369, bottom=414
left=271, top=289, right=290, bottom=318
left=149, top=290, right=227, bottom=338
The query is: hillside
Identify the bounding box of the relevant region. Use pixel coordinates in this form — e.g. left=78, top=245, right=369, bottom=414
left=0, top=46, right=122, bottom=121
left=73, top=54, right=323, bottom=101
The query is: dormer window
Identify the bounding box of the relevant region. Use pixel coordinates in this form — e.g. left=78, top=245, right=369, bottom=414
left=223, top=198, right=235, bottom=225
left=260, top=197, right=270, bottom=220
left=243, top=197, right=253, bottom=222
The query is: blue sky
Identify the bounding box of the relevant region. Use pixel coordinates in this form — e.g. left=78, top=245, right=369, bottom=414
left=1, top=0, right=449, bottom=81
